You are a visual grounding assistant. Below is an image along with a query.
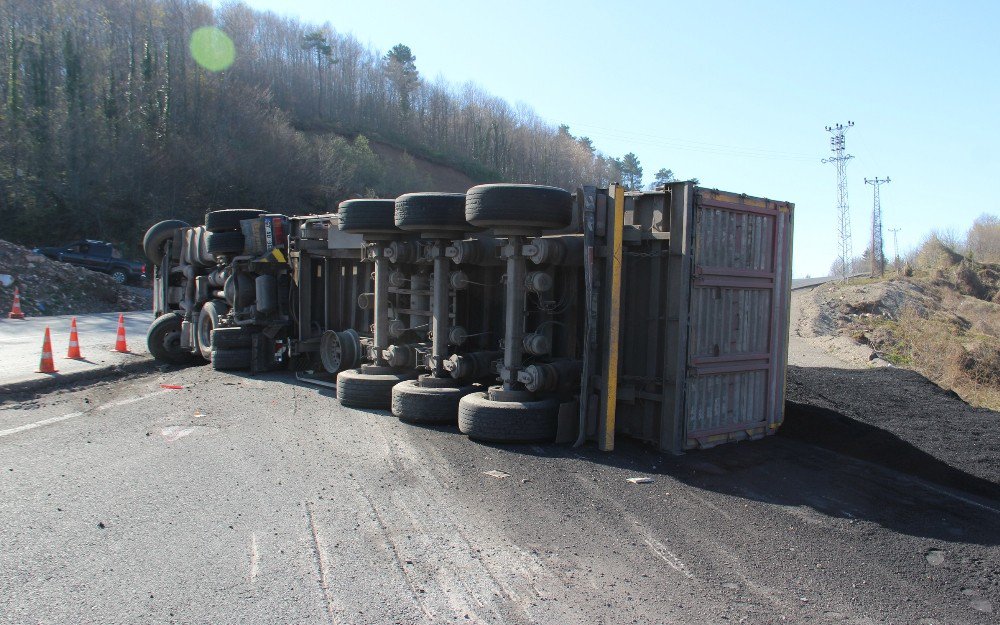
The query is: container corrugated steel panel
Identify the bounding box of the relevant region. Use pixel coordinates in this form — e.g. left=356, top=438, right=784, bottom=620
left=683, top=190, right=793, bottom=449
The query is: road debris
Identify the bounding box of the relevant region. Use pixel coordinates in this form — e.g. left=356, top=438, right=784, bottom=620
left=627, top=477, right=654, bottom=484
left=483, top=470, right=510, bottom=480
left=159, top=384, right=184, bottom=390
left=925, top=549, right=946, bottom=566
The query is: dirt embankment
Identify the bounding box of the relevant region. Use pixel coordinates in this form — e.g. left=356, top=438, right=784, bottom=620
left=0, top=239, right=151, bottom=317
left=786, top=274, right=1000, bottom=493
left=797, top=273, right=1000, bottom=410
left=785, top=282, right=1000, bottom=498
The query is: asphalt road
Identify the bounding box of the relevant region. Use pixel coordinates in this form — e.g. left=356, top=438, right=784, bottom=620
left=1, top=365, right=998, bottom=624
left=0, top=311, right=154, bottom=389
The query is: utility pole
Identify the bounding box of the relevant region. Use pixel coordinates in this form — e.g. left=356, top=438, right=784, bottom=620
left=888, top=227, right=901, bottom=276
left=865, top=176, right=891, bottom=277
left=823, top=122, right=855, bottom=281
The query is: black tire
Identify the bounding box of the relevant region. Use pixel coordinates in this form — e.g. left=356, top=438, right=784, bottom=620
left=458, top=391, right=559, bottom=443
left=394, top=193, right=469, bottom=233
left=391, top=380, right=477, bottom=424
left=146, top=313, right=198, bottom=366
left=196, top=301, right=227, bottom=361
left=211, top=326, right=252, bottom=349
left=207, top=231, right=245, bottom=255
left=336, top=368, right=414, bottom=409
left=205, top=209, right=264, bottom=233
left=465, top=184, right=573, bottom=230
left=337, top=199, right=398, bottom=234
left=143, top=220, right=189, bottom=265
left=110, top=268, right=128, bottom=284
left=211, top=347, right=252, bottom=371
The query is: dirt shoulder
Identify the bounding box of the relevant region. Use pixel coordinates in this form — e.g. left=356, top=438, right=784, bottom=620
left=788, top=284, right=885, bottom=369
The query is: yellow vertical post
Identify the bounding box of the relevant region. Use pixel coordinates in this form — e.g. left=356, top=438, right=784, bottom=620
left=600, top=184, right=625, bottom=451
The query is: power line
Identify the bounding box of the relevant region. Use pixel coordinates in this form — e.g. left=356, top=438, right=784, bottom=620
left=563, top=122, right=818, bottom=162
left=823, top=121, right=855, bottom=281
left=865, top=176, right=891, bottom=277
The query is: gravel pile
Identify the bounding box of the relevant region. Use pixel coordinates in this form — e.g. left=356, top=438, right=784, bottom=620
left=0, top=239, right=151, bottom=316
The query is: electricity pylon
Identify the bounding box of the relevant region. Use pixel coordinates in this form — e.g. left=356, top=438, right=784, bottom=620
left=823, top=122, right=855, bottom=281
left=865, top=176, right=891, bottom=277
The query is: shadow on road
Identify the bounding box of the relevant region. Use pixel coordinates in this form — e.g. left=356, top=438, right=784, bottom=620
left=233, top=366, right=1000, bottom=545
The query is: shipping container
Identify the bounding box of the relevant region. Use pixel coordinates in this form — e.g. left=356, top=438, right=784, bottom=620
left=580, top=182, right=794, bottom=453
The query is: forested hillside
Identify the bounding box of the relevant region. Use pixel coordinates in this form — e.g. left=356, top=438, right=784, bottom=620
left=0, top=0, right=653, bottom=255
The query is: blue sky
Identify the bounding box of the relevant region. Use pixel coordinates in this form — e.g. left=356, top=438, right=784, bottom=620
left=233, top=0, right=999, bottom=277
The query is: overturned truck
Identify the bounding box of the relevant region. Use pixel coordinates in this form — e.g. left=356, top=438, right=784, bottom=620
left=144, top=181, right=793, bottom=453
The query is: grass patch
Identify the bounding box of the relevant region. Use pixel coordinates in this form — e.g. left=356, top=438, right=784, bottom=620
left=853, top=305, right=1000, bottom=410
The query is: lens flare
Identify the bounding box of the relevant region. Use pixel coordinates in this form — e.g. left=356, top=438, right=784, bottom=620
left=189, top=26, right=235, bottom=72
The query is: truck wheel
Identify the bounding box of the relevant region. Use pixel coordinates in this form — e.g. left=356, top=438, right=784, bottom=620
left=394, top=193, right=471, bottom=233
left=465, top=184, right=573, bottom=231
left=337, top=367, right=414, bottom=409
left=320, top=329, right=362, bottom=373
left=337, top=199, right=398, bottom=234
left=458, top=391, right=559, bottom=443
left=196, top=301, right=228, bottom=361
left=110, top=269, right=128, bottom=284
left=211, top=347, right=252, bottom=371
left=147, top=313, right=198, bottom=366
left=391, top=380, right=477, bottom=424
left=143, top=220, right=189, bottom=265
left=207, top=231, right=245, bottom=255
left=205, top=209, right=264, bottom=233
left=211, top=326, right=252, bottom=349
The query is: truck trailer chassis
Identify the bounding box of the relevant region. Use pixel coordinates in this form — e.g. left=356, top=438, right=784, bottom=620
left=144, top=181, right=793, bottom=454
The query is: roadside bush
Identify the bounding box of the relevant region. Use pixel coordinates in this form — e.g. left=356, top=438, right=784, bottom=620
left=914, top=234, right=963, bottom=270
left=955, top=263, right=985, bottom=299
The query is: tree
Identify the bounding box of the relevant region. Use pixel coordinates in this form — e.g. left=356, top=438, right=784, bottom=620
left=619, top=152, right=643, bottom=190
left=302, top=31, right=336, bottom=117
left=384, top=43, right=418, bottom=113
left=648, top=167, right=675, bottom=189
left=966, top=213, right=1000, bottom=264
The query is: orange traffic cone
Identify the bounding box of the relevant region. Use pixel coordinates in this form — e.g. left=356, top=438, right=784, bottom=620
left=8, top=287, right=25, bottom=319
left=113, top=313, right=129, bottom=353
left=66, top=317, right=83, bottom=359
left=38, top=327, right=58, bottom=373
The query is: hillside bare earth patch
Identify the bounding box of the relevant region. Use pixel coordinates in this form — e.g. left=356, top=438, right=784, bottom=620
left=369, top=140, right=478, bottom=192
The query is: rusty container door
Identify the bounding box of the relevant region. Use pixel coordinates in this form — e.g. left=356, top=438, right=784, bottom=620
left=683, top=190, right=793, bottom=449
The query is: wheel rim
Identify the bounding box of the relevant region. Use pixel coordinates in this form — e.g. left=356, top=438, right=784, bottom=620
left=163, top=330, right=183, bottom=354
left=112, top=271, right=126, bottom=284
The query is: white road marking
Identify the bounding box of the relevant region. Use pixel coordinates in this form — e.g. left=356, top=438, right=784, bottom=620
left=920, top=482, right=1000, bottom=516
left=1, top=388, right=172, bottom=439
left=643, top=537, right=695, bottom=579
left=161, top=425, right=195, bottom=442
left=0, top=412, right=84, bottom=438
left=97, top=389, right=170, bottom=411
left=249, top=532, right=260, bottom=582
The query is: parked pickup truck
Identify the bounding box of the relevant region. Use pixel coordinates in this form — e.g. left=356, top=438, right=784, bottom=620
left=35, top=240, right=146, bottom=284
